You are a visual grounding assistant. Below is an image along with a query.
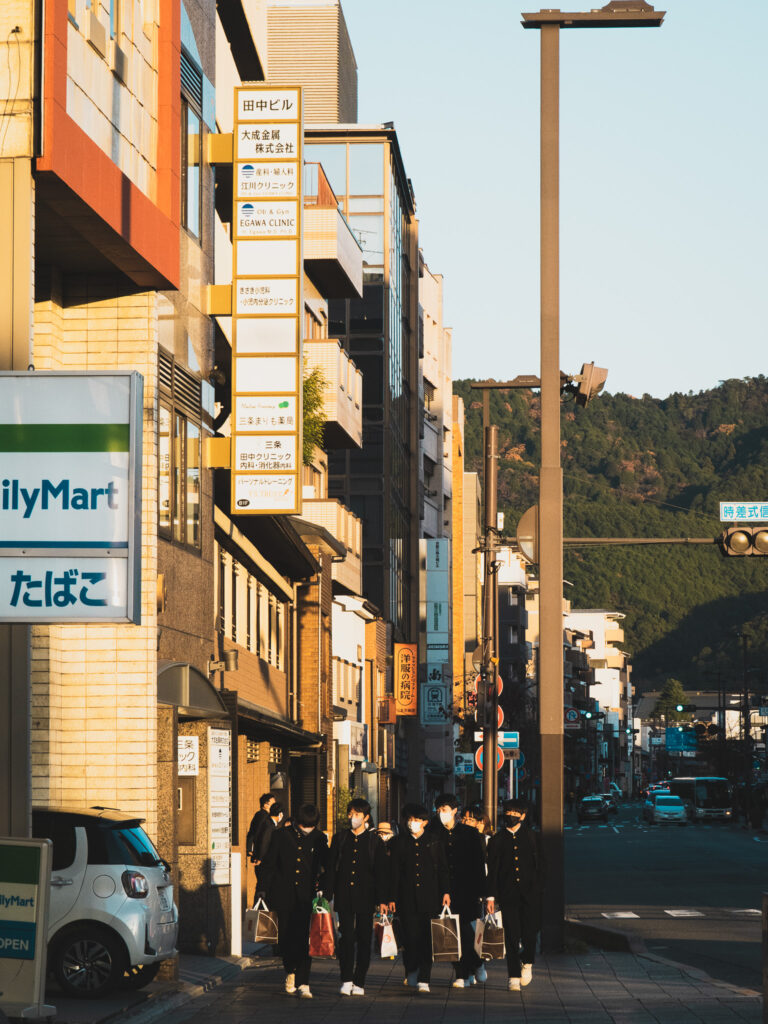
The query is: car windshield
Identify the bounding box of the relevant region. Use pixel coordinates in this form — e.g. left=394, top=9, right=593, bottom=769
left=656, top=797, right=681, bottom=806
left=86, top=825, right=163, bottom=867
left=695, top=781, right=730, bottom=807
left=583, top=798, right=602, bottom=804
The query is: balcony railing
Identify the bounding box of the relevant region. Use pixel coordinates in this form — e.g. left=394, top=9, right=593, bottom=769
left=305, top=339, right=362, bottom=449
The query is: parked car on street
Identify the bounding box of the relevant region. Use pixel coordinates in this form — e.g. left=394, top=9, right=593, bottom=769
left=577, top=796, right=609, bottom=824
left=600, top=793, right=619, bottom=815
left=32, top=806, right=178, bottom=998
left=642, top=793, right=687, bottom=826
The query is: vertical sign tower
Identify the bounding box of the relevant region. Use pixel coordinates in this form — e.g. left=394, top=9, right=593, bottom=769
left=231, top=86, right=303, bottom=515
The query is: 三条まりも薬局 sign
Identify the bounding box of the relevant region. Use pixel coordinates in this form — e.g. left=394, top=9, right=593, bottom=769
left=0, top=372, right=142, bottom=623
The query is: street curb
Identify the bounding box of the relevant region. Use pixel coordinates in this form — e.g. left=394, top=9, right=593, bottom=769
left=564, top=917, right=761, bottom=1000
left=96, top=955, right=280, bottom=1024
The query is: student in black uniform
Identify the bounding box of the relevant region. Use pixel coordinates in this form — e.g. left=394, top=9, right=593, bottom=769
left=326, top=798, right=388, bottom=996
left=428, top=793, right=487, bottom=987
left=389, top=803, right=450, bottom=994
left=246, top=793, right=275, bottom=880
left=258, top=802, right=328, bottom=1000
left=486, top=798, right=545, bottom=992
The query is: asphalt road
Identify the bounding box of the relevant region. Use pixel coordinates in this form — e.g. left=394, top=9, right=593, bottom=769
left=565, top=799, right=767, bottom=991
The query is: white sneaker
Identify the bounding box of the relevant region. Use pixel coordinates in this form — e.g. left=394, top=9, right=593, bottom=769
left=298, top=985, right=313, bottom=999
left=351, top=985, right=365, bottom=996
left=521, top=963, right=533, bottom=987
left=340, top=981, right=353, bottom=996
left=417, top=982, right=430, bottom=993
left=475, top=964, right=487, bottom=983
left=285, top=973, right=296, bottom=995
left=508, top=977, right=521, bottom=992
left=451, top=978, right=465, bottom=988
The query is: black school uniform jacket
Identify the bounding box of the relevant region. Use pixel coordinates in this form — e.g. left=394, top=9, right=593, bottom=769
left=325, top=828, right=388, bottom=914
left=427, top=820, right=486, bottom=913
left=259, top=824, right=328, bottom=913
left=486, top=826, right=545, bottom=905
left=390, top=830, right=450, bottom=915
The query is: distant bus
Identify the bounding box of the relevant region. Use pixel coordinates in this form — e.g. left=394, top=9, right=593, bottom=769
left=668, top=776, right=733, bottom=822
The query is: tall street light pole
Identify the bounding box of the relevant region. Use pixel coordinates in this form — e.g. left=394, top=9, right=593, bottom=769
left=522, top=0, right=664, bottom=952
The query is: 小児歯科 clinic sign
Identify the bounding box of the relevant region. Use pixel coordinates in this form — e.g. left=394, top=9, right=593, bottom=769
left=0, top=372, right=142, bottom=623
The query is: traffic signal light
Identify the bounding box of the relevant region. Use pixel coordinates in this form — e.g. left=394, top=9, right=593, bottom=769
left=675, top=703, right=697, bottom=712
left=574, top=363, right=608, bottom=407
left=583, top=711, right=605, bottom=720
left=719, top=525, right=768, bottom=556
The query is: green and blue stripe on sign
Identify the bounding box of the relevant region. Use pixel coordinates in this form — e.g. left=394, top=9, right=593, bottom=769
left=0, top=424, right=130, bottom=452
left=0, top=845, right=40, bottom=961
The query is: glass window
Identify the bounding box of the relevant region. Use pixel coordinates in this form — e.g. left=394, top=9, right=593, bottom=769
left=348, top=214, right=384, bottom=266
left=86, top=825, right=162, bottom=867
left=182, top=99, right=202, bottom=240
left=32, top=814, right=76, bottom=871
left=305, top=143, right=346, bottom=196
left=349, top=144, right=384, bottom=195
left=173, top=413, right=184, bottom=542
left=186, top=420, right=200, bottom=546
left=159, top=404, right=171, bottom=536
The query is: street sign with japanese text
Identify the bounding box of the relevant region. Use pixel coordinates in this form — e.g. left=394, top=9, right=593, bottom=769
left=0, top=372, right=142, bottom=623
left=231, top=85, right=303, bottom=514
left=420, top=681, right=449, bottom=726
left=719, top=502, right=768, bottom=522
left=394, top=643, right=418, bottom=716
left=454, top=753, right=474, bottom=775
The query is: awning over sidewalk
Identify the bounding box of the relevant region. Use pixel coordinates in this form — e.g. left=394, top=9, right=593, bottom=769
left=157, top=660, right=229, bottom=719
left=235, top=697, right=322, bottom=749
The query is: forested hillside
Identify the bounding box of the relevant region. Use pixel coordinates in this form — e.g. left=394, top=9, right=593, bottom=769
left=454, top=377, right=768, bottom=692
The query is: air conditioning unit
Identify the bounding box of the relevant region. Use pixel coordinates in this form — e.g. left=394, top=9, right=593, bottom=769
left=377, top=697, right=396, bottom=724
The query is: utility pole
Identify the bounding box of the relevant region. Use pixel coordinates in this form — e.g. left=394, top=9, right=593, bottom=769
left=740, top=634, right=752, bottom=827
left=482, top=425, right=499, bottom=828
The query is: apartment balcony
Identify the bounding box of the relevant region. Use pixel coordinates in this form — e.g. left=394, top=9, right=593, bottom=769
left=305, top=339, right=363, bottom=449
left=302, top=498, right=362, bottom=595
left=605, top=626, right=625, bottom=644
left=304, top=163, right=363, bottom=299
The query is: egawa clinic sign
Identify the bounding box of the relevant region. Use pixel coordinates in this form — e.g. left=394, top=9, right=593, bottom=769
left=0, top=372, right=142, bottom=623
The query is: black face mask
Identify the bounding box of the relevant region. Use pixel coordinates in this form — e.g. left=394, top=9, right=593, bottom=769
left=504, top=814, right=523, bottom=828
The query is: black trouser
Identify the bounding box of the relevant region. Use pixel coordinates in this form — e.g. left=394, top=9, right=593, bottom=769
left=500, top=896, right=539, bottom=979
left=400, top=911, right=433, bottom=983
left=453, top=905, right=482, bottom=980
left=337, top=908, right=374, bottom=986
left=279, top=900, right=313, bottom=987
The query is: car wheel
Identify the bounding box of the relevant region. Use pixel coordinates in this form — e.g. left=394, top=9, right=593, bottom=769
left=51, top=925, right=127, bottom=999
left=119, top=961, right=162, bottom=990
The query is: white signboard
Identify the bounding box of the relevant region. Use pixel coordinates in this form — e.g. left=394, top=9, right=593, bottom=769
left=231, top=85, right=303, bottom=515
left=719, top=502, right=768, bottom=522
left=0, top=373, right=142, bottom=623
left=208, top=728, right=232, bottom=886
left=178, top=736, right=199, bottom=777
left=420, top=682, right=449, bottom=726
left=0, top=837, right=54, bottom=1019
left=454, top=753, right=474, bottom=775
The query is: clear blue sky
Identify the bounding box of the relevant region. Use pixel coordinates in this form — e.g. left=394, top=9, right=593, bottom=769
left=341, top=0, right=768, bottom=399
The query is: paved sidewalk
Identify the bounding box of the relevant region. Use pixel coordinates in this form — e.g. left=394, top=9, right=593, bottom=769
left=103, top=948, right=761, bottom=1024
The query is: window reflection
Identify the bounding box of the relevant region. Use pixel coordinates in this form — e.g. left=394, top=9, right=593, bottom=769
left=305, top=143, right=346, bottom=196
left=349, top=143, right=384, bottom=195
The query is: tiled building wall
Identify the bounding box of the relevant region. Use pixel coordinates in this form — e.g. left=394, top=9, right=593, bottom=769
left=66, top=0, right=160, bottom=196
left=29, top=280, right=160, bottom=837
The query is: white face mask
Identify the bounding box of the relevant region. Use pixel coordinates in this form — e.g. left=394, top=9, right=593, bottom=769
left=350, top=814, right=364, bottom=830
left=408, top=820, right=423, bottom=835
left=439, top=809, right=455, bottom=826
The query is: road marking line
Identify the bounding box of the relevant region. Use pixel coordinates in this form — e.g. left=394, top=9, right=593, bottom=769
left=602, top=912, right=639, bottom=919
left=612, top=826, right=619, bottom=834
left=728, top=908, right=761, bottom=915
left=664, top=909, right=704, bottom=918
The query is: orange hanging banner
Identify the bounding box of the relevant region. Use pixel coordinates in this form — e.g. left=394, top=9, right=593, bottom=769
left=394, top=643, right=418, bottom=717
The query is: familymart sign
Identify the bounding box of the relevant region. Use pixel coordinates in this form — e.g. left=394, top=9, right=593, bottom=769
left=0, top=372, right=142, bottom=623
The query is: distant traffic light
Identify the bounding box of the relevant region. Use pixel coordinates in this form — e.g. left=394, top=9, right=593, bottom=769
left=583, top=711, right=605, bottom=720
left=675, top=704, right=697, bottom=712
left=573, top=363, right=608, bottom=407
left=719, top=525, right=768, bottom=556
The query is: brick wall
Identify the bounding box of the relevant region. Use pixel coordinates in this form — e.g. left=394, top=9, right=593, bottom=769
left=30, top=278, right=159, bottom=836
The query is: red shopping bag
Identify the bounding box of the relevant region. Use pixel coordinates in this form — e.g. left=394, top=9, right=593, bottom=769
left=308, top=896, right=335, bottom=957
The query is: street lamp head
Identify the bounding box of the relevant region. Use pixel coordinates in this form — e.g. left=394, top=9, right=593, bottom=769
left=522, top=2, right=665, bottom=29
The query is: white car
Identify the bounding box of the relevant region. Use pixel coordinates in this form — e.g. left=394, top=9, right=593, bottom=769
left=643, top=793, right=687, bottom=826
left=32, top=806, right=178, bottom=998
